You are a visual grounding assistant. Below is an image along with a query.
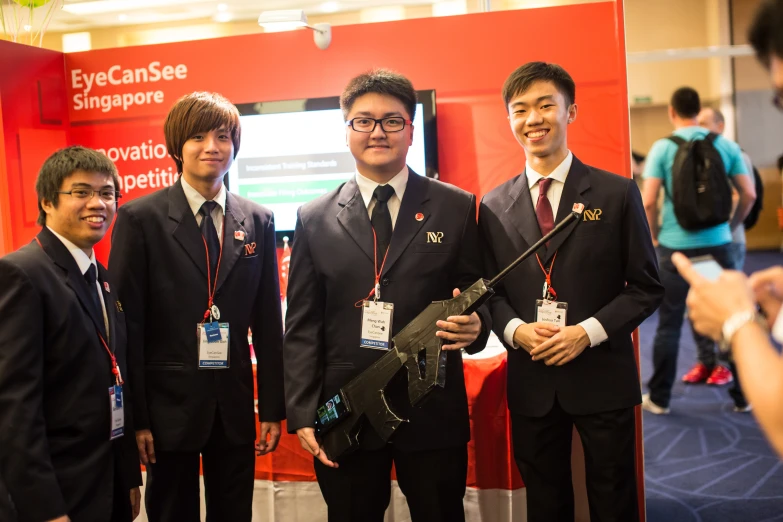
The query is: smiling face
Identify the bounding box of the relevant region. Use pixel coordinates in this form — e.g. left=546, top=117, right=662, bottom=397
left=345, top=92, right=414, bottom=183
left=179, top=126, right=235, bottom=186
left=41, top=169, right=116, bottom=253
left=507, top=80, right=576, bottom=173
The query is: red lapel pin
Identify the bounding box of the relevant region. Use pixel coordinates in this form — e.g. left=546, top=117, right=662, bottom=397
left=235, top=230, right=245, bottom=241
left=103, top=282, right=110, bottom=293
left=415, top=212, right=424, bottom=221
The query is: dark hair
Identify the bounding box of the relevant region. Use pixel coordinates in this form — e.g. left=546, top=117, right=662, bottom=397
left=670, top=87, right=701, bottom=118
left=35, top=146, right=119, bottom=226
left=749, top=0, right=783, bottom=67
left=164, top=91, right=241, bottom=173
left=632, top=151, right=646, bottom=164
left=502, top=62, right=576, bottom=109
left=340, top=69, right=417, bottom=120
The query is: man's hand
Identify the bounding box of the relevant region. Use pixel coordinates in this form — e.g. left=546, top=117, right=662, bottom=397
left=512, top=322, right=560, bottom=353
left=256, top=421, right=282, bottom=455
left=136, top=429, right=156, bottom=465
left=435, top=288, right=482, bottom=351
left=749, top=266, right=783, bottom=328
left=130, top=487, right=141, bottom=520
left=296, top=427, right=338, bottom=469
left=47, top=517, right=70, bottom=522
left=672, top=253, right=756, bottom=340
left=529, top=325, right=590, bottom=366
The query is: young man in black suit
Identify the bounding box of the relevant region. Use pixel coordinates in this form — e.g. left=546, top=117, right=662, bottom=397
left=0, top=146, right=142, bottom=522
left=283, top=69, right=490, bottom=522
left=110, top=92, right=285, bottom=521
left=478, top=62, right=663, bottom=522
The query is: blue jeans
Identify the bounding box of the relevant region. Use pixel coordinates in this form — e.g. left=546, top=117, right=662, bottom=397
left=647, top=244, right=746, bottom=408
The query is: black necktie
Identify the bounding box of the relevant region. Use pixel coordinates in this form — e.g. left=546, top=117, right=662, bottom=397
left=84, top=264, right=103, bottom=323
left=371, top=185, right=395, bottom=261
left=200, top=201, right=220, bottom=282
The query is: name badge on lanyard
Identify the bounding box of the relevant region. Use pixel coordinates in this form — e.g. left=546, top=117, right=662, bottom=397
left=534, top=251, right=568, bottom=327
left=109, top=384, right=124, bottom=440
left=198, top=222, right=230, bottom=369
left=360, top=300, right=394, bottom=350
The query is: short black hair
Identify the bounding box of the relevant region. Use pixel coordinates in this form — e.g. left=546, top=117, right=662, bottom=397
left=502, top=62, right=576, bottom=109
left=340, top=69, right=417, bottom=121
left=632, top=151, right=646, bottom=164
left=670, top=87, right=701, bottom=119
left=35, top=146, right=119, bottom=226
left=749, top=0, right=783, bottom=67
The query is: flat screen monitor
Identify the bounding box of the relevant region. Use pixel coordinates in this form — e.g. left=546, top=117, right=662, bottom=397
left=227, top=90, right=438, bottom=241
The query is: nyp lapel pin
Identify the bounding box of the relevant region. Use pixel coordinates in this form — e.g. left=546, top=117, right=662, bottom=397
left=104, top=282, right=110, bottom=293
left=234, top=230, right=245, bottom=241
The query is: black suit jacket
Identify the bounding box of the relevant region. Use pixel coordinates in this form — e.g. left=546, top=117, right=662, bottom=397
left=284, top=171, right=490, bottom=452
left=479, top=157, right=663, bottom=417
left=0, top=227, right=141, bottom=522
left=109, top=180, right=285, bottom=452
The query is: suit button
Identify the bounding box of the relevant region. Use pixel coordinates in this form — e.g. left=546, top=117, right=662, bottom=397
left=382, top=278, right=390, bottom=286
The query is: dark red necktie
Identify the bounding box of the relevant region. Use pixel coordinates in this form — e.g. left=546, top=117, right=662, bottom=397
left=536, top=177, right=554, bottom=238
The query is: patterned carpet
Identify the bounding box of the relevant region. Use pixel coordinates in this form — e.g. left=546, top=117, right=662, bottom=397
left=641, top=250, right=783, bottom=522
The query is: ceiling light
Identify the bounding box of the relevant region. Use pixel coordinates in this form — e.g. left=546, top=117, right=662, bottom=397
left=217, top=3, right=228, bottom=11
left=213, top=11, right=233, bottom=23
left=118, top=13, right=128, bottom=22
left=320, top=1, right=339, bottom=13
left=23, top=24, right=32, bottom=32
left=258, top=9, right=332, bottom=50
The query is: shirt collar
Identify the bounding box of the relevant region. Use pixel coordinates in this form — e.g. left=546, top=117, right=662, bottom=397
left=355, top=166, right=409, bottom=208
left=180, top=176, right=227, bottom=217
left=525, top=151, right=573, bottom=188
left=46, top=226, right=96, bottom=276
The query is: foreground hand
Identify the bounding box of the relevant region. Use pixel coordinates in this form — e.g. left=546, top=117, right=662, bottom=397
left=47, top=517, right=70, bottom=522
left=529, top=325, right=590, bottom=366
left=135, top=429, right=156, bottom=465
left=435, top=288, right=482, bottom=351
left=749, top=266, right=783, bottom=328
left=296, top=427, right=338, bottom=468
left=256, top=421, right=282, bottom=455
left=672, top=252, right=755, bottom=340
left=130, top=487, right=141, bottom=520
left=512, top=322, right=560, bottom=353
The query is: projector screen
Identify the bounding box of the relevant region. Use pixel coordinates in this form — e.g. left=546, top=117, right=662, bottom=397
left=226, top=91, right=438, bottom=238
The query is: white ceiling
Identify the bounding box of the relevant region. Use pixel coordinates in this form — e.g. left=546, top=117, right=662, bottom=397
left=0, top=0, right=442, bottom=32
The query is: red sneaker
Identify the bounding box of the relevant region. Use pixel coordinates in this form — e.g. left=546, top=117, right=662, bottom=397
left=706, top=365, right=734, bottom=385
left=682, top=363, right=711, bottom=384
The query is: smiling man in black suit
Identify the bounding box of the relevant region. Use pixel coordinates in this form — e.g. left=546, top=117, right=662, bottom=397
left=283, top=69, right=490, bottom=522
left=478, top=62, right=663, bottom=522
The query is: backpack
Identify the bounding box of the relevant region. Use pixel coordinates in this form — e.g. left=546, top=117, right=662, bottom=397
left=743, top=164, right=764, bottom=230
left=666, top=132, right=733, bottom=231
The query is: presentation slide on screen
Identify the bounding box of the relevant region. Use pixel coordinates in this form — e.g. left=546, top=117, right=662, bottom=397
left=227, top=105, right=427, bottom=232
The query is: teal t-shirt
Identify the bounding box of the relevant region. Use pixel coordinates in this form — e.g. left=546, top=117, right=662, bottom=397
left=642, top=126, right=748, bottom=249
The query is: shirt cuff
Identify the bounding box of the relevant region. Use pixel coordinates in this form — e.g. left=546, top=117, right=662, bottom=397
left=504, top=318, right=525, bottom=349
left=578, top=317, right=608, bottom=347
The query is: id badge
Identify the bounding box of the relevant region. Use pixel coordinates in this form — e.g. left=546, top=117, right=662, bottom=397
left=109, top=385, right=125, bottom=440
left=535, top=300, right=568, bottom=327
left=360, top=301, right=394, bottom=350
left=198, top=322, right=230, bottom=368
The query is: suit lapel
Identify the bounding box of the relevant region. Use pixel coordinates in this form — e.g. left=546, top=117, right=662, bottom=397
left=506, top=173, right=543, bottom=252
left=543, top=156, right=591, bottom=263
left=36, top=228, right=107, bottom=339
left=169, top=180, right=208, bottom=281
left=216, top=193, right=247, bottom=292
left=336, top=178, right=375, bottom=264
left=381, top=171, right=430, bottom=276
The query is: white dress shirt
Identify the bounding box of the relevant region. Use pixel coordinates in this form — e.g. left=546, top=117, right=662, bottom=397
left=502, top=151, right=609, bottom=349
left=355, top=166, right=409, bottom=229
left=47, top=226, right=109, bottom=337
left=181, top=176, right=227, bottom=243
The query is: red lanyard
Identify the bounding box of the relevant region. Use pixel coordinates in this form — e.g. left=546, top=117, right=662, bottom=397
left=35, top=237, right=122, bottom=385
left=200, top=226, right=224, bottom=325
left=535, top=251, right=558, bottom=301
left=354, top=227, right=390, bottom=307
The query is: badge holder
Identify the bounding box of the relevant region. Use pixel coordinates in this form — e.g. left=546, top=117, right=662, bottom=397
left=109, top=384, right=124, bottom=440
left=360, top=300, right=394, bottom=350
left=535, top=280, right=568, bottom=327
left=198, top=306, right=230, bottom=369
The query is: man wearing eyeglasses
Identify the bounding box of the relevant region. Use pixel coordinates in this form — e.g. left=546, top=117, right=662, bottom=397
left=0, top=146, right=142, bottom=522
left=283, top=69, right=490, bottom=522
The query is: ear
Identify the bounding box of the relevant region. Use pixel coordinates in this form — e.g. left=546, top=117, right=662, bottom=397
left=408, top=124, right=414, bottom=146
left=41, top=197, right=55, bottom=218
left=567, top=103, right=578, bottom=124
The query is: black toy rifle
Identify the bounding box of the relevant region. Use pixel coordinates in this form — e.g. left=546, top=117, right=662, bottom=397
left=317, top=204, right=586, bottom=460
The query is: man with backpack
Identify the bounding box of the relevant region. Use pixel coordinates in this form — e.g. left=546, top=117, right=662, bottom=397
left=641, top=87, right=756, bottom=415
